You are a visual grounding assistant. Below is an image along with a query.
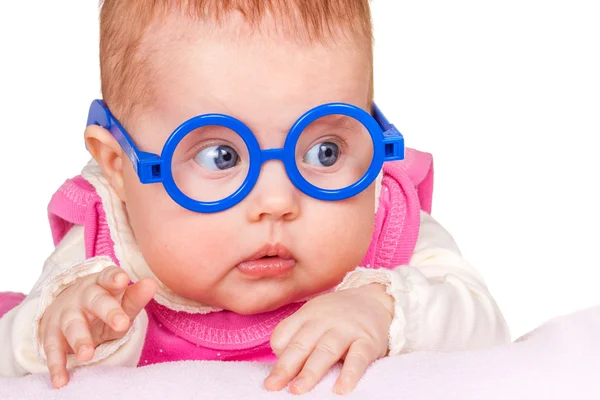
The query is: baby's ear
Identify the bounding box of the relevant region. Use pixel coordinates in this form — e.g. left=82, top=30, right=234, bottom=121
left=84, top=125, right=127, bottom=202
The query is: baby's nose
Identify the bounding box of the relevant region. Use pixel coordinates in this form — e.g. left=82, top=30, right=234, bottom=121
left=245, top=161, right=300, bottom=222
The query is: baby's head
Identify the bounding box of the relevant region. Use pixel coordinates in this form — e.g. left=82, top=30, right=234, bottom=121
left=86, top=0, right=377, bottom=314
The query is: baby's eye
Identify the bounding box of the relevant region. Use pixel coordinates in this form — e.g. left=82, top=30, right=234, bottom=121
left=303, top=142, right=340, bottom=167
left=194, top=145, right=240, bottom=171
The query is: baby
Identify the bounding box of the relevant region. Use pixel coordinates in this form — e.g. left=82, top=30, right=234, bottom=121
left=0, top=0, right=510, bottom=395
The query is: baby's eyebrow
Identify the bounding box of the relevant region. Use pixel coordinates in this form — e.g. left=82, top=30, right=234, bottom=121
left=303, top=113, right=359, bottom=130
left=192, top=124, right=234, bottom=132
left=185, top=124, right=239, bottom=138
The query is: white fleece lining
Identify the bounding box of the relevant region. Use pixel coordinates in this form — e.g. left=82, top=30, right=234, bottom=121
left=375, top=169, right=383, bottom=214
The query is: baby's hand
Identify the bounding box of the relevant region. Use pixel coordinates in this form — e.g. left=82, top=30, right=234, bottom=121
left=39, top=266, right=158, bottom=389
left=265, top=283, right=394, bottom=395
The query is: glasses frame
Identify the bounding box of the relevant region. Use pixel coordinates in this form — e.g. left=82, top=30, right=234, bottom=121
left=86, top=99, right=404, bottom=213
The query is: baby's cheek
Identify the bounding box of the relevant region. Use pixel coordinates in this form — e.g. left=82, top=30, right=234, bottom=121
left=307, top=198, right=374, bottom=286
left=129, top=204, right=230, bottom=291
left=332, top=221, right=372, bottom=274
left=337, top=193, right=374, bottom=257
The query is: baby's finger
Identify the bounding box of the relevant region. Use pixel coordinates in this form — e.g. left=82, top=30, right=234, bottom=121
left=83, top=285, right=130, bottom=332
left=120, top=278, right=158, bottom=320
left=43, top=323, right=69, bottom=389
left=270, top=311, right=307, bottom=356
left=264, top=323, right=323, bottom=392
left=60, top=308, right=95, bottom=362
left=96, top=266, right=129, bottom=295
left=289, top=330, right=351, bottom=395
left=333, top=339, right=377, bottom=395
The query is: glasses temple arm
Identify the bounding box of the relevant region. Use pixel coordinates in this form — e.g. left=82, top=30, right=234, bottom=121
left=86, top=100, right=163, bottom=183
left=372, top=102, right=405, bottom=161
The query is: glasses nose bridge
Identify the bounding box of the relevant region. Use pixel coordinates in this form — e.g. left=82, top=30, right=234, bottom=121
left=259, top=148, right=286, bottom=164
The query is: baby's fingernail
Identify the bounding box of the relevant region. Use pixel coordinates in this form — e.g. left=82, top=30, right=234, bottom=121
left=291, top=378, right=306, bottom=393
left=113, top=273, right=123, bottom=284
left=334, top=385, right=347, bottom=395
left=113, top=315, right=128, bottom=328
left=265, top=375, right=281, bottom=388
left=52, top=374, right=62, bottom=387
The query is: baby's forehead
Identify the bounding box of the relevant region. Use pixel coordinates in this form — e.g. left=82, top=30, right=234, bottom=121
left=100, top=0, right=373, bottom=125
left=137, top=30, right=370, bottom=138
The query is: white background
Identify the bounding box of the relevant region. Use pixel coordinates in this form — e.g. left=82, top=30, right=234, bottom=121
left=0, top=1, right=598, bottom=340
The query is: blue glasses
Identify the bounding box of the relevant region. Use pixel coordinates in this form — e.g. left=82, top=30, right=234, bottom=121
left=86, top=100, right=405, bottom=213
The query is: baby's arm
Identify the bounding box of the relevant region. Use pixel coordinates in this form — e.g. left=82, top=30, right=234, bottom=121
left=0, top=225, right=149, bottom=378
left=336, top=210, right=511, bottom=354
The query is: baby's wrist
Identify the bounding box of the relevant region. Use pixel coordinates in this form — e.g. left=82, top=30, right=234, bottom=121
left=360, top=283, right=395, bottom=320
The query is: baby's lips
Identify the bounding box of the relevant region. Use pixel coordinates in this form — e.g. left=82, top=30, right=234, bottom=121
left=236, top=257, right=296, bottom=278
left=244, top=243, right=295, bottom=262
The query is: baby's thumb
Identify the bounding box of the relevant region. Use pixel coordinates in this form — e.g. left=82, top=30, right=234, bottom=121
left=120, top=278, right=158, bottom=321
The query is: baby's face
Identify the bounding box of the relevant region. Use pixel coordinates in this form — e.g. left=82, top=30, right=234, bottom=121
left=121, top=12, right=375, bottom=314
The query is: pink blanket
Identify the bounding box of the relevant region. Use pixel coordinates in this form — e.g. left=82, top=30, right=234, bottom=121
left=1, top=304, right=599, bottom=399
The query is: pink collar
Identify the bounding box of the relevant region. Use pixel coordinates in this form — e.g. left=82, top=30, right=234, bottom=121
left=146, top=299, right=302, bottom=350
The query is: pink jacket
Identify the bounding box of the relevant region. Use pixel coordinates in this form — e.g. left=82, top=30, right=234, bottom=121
left=45, top=148, right=433, bottom=365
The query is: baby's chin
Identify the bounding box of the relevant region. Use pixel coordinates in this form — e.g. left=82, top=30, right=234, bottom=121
left=220, top=282, right=338, bottom=315
left=217, top=290, right=302, bottom=315
left=209, top=282, right=319, bottom=315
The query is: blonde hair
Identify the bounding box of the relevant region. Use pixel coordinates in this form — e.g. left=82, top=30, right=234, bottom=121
left=99, top=0, right=374, bottom=124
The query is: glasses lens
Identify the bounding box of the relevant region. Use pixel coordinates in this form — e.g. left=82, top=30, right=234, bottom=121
left=294, top=114, right=374, bottom=191
left=171, top=125, right=249, bottom=202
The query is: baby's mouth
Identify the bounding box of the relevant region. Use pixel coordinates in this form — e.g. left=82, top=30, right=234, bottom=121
left=236, top=243, right=296, bottom=278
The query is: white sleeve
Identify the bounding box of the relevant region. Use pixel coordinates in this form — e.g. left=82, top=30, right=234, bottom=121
left=335, top=210, right=511, bottom=355
left=0, top=225, right=148, bottom=377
